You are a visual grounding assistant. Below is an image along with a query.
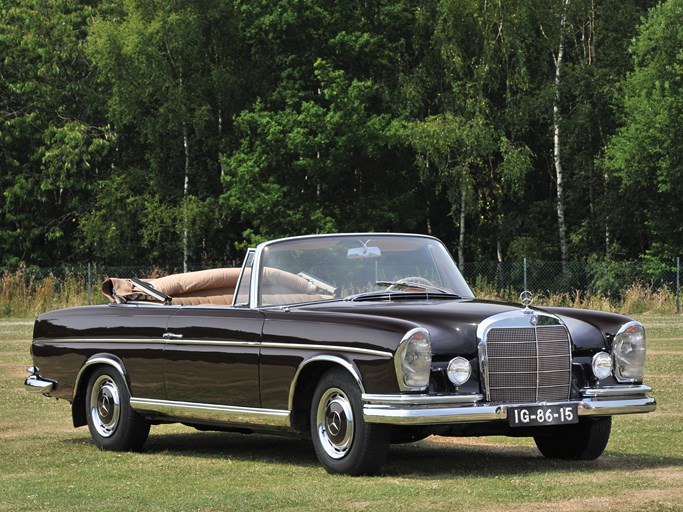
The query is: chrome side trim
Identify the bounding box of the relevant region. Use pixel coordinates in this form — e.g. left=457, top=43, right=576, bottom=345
left=34, top=337, right=165, bottom=345
left=263, top=342, right=392, bottom=358
left=363, top=392, right=656, bottom=425
left=43, top=337, right=257, bottom=348
left=165, top=339, right=259, bottom=348
left=166, top=340, right=388, bottom=356
left=130, top=398, right=291, bottom=428
left=33, top=337, right=391, bottom=357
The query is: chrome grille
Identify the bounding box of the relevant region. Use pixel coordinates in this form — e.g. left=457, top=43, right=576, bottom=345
left=483, top=323, right=572, bottom=404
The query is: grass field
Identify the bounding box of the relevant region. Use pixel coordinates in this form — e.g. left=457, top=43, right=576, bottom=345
left=1, top=315, right=681, bottom=511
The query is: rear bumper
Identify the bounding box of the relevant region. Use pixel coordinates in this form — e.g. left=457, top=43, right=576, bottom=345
left=24, top=367, right=56, bottom=395
left=363, top=385, right=656, bottom=425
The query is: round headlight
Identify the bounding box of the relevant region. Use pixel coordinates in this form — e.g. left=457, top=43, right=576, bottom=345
left=447, top=357, right=471, bottom=386
left=592, top=351, right=613, bottom=380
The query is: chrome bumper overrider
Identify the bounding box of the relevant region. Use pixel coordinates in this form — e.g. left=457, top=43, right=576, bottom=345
left=362, top=385, right=656, bottom=425
left=24, top=367, right=56, bottom=395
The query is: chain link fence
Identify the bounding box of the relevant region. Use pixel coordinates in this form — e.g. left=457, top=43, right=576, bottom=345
left=462, top=258, right=679, bottom=294
left=2, top=258, right=681, bottom=314
left=460, top=258, right=681, bottom=313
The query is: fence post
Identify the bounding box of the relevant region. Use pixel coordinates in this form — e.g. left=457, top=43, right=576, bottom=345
left=87, top=262, right=92, bottom=305
left=677, top=257, right=680, bottom=315
left=523, top=257, right=528, bottom=291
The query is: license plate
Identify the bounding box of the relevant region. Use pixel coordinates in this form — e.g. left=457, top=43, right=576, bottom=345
left=508, top=403, right=579, bottom=427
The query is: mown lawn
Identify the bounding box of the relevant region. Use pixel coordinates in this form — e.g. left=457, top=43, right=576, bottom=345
left=1, top=316, right=681, bottom=511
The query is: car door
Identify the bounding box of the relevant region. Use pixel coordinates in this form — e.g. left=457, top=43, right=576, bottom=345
left=163, top=307, right=265, bottom=407
left=108, top=304, right=175, bottom=400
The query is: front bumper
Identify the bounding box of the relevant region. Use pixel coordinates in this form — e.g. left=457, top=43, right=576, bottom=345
left=363, top=385, right=656, bottom=425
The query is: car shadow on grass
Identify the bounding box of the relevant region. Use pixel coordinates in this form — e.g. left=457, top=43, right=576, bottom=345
left=142, top=430, right=320, bottom=468
left=385, top=438, right=683, bottom=477
left=88, top=430, right=683, bottom=477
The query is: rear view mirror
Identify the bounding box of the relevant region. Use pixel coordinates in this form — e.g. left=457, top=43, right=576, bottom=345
left=347, top=245, right=382, bottom=259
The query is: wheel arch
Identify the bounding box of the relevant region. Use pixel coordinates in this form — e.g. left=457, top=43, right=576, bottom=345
left=72, top=354, right=130, bottom=428
left=288, top=356, right=365, bottom=436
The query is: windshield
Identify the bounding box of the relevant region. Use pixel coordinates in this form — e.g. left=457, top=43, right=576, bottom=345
left=256, top=234, right=474, bottom=306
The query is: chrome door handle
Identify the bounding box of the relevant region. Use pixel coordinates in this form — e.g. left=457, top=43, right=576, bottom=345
left=163, top=332, right=183, bottom=340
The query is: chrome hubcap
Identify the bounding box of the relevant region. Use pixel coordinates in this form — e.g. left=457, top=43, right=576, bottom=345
left=89, top=375, right=121, bottom=438
left=316, top=387, right=354, bottom=459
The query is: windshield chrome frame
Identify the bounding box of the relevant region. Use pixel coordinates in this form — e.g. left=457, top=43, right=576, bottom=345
left=247, top=233, right=473, bottom=309
left=232, top=248, right=255, bottom=307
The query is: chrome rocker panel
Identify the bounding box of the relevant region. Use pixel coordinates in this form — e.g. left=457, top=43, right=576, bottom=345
left=130, top=398, right=291, bottom=428
left=362, top=385, right=656, bottom=425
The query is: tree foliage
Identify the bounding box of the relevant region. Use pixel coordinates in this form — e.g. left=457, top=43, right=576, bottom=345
left=0, top=0, right=675, bottom=269
left=602, top=0, right=683, bottom=260
left=1, top=0, right=110, bottom=266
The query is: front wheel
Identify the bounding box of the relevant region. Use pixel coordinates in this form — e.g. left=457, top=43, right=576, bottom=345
left=310, top=369, right=390, bottom=475
left=533, top=416, right=612, bottom=460
left=85, top=366, right=150, bottom=451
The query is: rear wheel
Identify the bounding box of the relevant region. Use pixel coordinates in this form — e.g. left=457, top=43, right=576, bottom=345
left=533, top=417, right=612, bottom=460
left=310, top=369, right=390, bottom=475
left=85, top=366, right=150, bottom=451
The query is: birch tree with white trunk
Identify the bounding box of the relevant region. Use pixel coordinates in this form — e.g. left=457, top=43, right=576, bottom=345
left=553, top=0, right=572, bottom=267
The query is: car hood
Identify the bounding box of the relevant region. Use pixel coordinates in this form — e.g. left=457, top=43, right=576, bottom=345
left=297, top=298, right=631, bottom=357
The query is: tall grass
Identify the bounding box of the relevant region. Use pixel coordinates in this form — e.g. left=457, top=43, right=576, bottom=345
left=469, top=277, right=677, bottom=315
left=0, top=268, right=92, bottom=318
left=0, top=269, right=678, bottom=318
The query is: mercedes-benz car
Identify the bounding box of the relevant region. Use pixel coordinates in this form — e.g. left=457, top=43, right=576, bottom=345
left=25, top=233, right=656, bottom=475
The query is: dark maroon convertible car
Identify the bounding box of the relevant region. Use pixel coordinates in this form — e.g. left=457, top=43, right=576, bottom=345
left=25, top=233, right=656, bottom=474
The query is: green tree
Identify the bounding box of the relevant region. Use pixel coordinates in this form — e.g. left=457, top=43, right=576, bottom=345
left=553, top=0, right=654, bottom=259
left=0, top=0, right=111, bottom=266
left=603, top=0, right=683, bottom=259
left=221, top=1, right=423, bottom=247
left=404, top=0, right=533, bottom=263
left=85, top=0, right=245, bottom=266
left=0, top=0, right=665, bottom=269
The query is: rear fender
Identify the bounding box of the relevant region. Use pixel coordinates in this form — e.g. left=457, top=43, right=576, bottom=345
left=71, top=354, right=130, bottom=428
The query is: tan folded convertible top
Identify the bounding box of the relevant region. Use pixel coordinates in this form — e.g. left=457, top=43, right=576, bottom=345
left=102, top=268, right=240, bottom=306
left=102, top=266, right=335, bottom=306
